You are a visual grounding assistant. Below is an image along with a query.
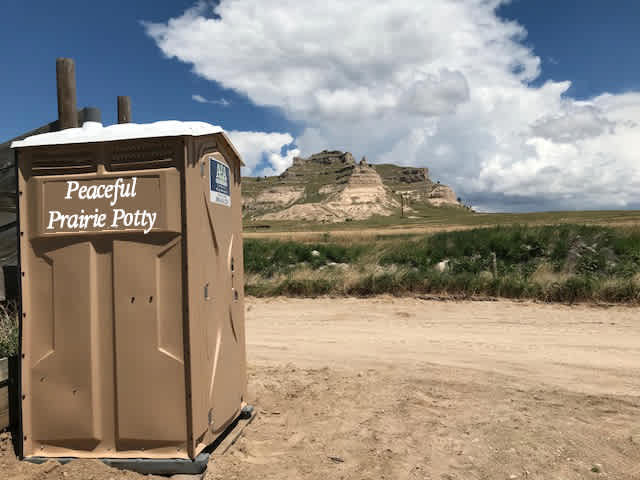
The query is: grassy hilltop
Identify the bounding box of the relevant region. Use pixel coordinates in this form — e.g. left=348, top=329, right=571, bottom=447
left=242, top=150, right=463, bottom=225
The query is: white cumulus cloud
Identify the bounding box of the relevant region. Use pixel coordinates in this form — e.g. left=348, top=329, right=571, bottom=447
left=226, top=130, right=299, bottom=176
left=145, top=0, right=640, bottom=211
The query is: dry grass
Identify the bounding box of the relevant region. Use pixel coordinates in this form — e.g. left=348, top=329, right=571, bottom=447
left=244, top=209, right=640, bottom=239
left=0, top=301, right=18, bottom=358
left=244, top=224, right=640, bottom=303
left=243, top=224, right=484, bottom=241
left=529, top=263, right=573, bottom=286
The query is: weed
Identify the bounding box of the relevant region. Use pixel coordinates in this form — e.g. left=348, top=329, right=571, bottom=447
left=0, top=301, right=19, bottom=358
left=243, top=225, right=640, bottom=303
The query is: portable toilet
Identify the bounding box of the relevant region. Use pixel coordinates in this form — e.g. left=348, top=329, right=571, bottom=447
left=10, top=121, right=248, bottom=475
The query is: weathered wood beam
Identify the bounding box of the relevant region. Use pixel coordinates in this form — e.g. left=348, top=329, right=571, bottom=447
left=56, top=58, right=78, bottom=129
left=118, top=96, right=131, bottom=124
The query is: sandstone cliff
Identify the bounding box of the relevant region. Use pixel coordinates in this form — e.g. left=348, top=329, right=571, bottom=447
left=242, top=150, right=460, bottom=223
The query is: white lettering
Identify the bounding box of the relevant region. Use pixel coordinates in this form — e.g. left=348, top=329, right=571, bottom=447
left=86, top=185, right=97, bottom=199
left=67, top=214, right=79, bottom=229
left=47, top=211, right=63, bottom=229
left=65, top=181, right=79, bottom=199
left=121, top=181, right=132, bottom=199
left=123, top=212, right=134, bottom=227
left=111, top=178, right=123, bottom=206
left=112, top=208, right=125, bottom=227
left=144, top=212, right=157, bottom=234
left=52, top=178, right=157, bottom=234
left=78, top=209, right=87, bottom=229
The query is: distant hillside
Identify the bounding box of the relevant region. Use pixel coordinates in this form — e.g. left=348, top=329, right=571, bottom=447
left=242, top=150, right=461, bottom=223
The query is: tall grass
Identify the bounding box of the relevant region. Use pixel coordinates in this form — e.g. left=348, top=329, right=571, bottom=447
left=379, top=224, right=640, bottom=277
left=243, top=225, right=640, bottom=303
left=244, top=239, right=370, bottom=277
left=0, top=301, right=18, bottom=358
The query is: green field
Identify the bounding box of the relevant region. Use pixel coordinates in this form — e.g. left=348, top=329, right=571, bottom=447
left=243, top=224, right=640, bottom=304
left=244, top=207, right=640, bottom=236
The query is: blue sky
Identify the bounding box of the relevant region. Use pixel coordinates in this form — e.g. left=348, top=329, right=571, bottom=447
left=497, top=1, right=640, bottom=98
left=2, top=1, right=639, bottom=211
left=0, top=0, right=295, bottom=140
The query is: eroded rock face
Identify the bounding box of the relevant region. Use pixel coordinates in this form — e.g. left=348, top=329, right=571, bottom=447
left=318, top=184, right=339, bottom=195
left=307, top=150, right=355, bottom=166
left=428, top=184, right=459, bottom=206
left=331, top=165, right=399, bottom=214
left=338, top=165, right=395, bottom=204
left=259, top=164, right=399, bottom=222
left=245, top=150, right=460, bottom=222
left=259, top=203, right=339, bottom=222
left=255, top=186, right=304, bottom=206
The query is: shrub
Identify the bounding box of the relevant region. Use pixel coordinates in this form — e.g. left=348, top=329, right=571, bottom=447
left=598, top=279, right=640, bottom=303
left=243, top=225, right=640, bottom=303
left=545, top=276, right=597, bottom=304
left=244, top=239, right=368, bottom=277
left=274, top=278, right=333, bottom=297
left=0, top=301, right=19, bottom=358
left=378, top=225, right=640, bottom=279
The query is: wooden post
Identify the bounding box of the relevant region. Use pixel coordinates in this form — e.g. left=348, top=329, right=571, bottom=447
left=56, top=58, right=78, bottom=130
left=118, top=96, right=131, bottom=124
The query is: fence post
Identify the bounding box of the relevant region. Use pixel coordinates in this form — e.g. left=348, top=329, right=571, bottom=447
left=118, top=96, right=131, bottom=124
left=56, top=58, right=78, bottom=130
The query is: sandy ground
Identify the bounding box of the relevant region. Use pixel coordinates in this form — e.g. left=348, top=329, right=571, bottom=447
left=2, top=297, right=640, bottom=479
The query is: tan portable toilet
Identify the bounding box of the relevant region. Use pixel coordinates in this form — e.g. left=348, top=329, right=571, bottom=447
left=11, top=121, right=249, bottom=475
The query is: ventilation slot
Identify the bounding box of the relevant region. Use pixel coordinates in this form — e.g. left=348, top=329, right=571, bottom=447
left=108, top=143, right=177, bottom=172
left=31, top=153, right=95, bottom=176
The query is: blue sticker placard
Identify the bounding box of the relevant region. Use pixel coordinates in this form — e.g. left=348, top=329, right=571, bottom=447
left=209, top=157, right=231, bottom=207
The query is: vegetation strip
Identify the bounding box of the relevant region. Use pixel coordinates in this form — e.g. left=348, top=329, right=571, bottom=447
left=243, top=224, right=640, bottom=304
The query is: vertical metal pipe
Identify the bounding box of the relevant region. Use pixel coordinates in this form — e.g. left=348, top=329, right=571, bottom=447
left=56, top=58, right=79, bottom=130
left=117, top=96, right=132, bottom=124
left=79, top=107, right=102, bottom=124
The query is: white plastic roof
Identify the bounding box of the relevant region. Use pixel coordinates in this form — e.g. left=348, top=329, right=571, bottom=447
left=11, top=121, right=224, bottom=148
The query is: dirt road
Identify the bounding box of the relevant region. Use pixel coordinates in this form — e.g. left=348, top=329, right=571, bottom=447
left=246, top=297, right=640, bottom=397
left=1, top=298, right=639, bottom=479
left=220, top=298, right=640, bottom=479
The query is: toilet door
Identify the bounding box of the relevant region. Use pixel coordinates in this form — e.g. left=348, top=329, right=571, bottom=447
left=20, top=160, right=188, bottom=457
